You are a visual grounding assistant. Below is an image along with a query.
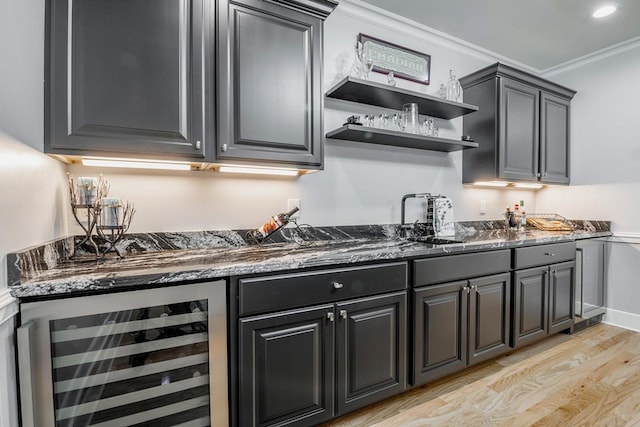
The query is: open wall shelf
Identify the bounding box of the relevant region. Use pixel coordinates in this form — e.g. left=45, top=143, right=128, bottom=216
left=326, top=125, right=479, bottom=152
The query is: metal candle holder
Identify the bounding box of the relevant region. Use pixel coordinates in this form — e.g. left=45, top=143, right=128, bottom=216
left=67, top=173, right=135, bottom=260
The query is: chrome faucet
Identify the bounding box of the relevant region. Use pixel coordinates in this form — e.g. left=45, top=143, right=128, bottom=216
left=400, top=193, right=435, bottom=237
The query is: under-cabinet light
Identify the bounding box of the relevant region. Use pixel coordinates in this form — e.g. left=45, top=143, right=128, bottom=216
left=217, top=165, right=299, bottom=177
left=513, top=183, right=544, bottom=189
left=81, top=157, right=192, bottom=171
left=593, top=5, right=617, bottom=18
left=472, top=181, right=509, bottom=187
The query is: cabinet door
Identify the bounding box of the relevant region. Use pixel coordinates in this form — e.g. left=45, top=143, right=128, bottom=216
left=217, top=0, right=323, bottom=166
left=18, top=281, right=228, bottom=427
left=499, top=77, right=540, bottom=181
left=46, top=0, right=210, bottom=160
left=512, top=266, right=549, bottom=348
left=468, top=273, right=511, bottom=366
left=413, top=281, right=468, bottom=386
left=576, top=240, right=605, bottom=318
left=335, top=292, right=406, bottom=415
left=239, top=305, right=334, bottom=427
left=548, top=261, right=576, bottom=334
left=540, top=93, right=571, bottom=184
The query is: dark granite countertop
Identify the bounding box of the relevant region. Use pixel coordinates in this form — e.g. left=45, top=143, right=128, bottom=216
left=7, top=220, right=611, bottom=299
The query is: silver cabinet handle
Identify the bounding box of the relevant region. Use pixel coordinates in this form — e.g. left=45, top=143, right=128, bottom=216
left=17, top=321, right=36, bottom=427
left=340, top=309, right=348, bottom=320
left=221, top=143, right=228, bottom=152
left=551, top=269, right=557, bottom=276
left=463, top=286, right=470, bottom=294
left=472, top=285, right=478, bottom=292
left=332, top=282, right=344, bottom=289
left=327, top=312, right=335, bottom=322
left=195, top=140, right=201, bottom=150
left=544, top=252, right=556, bottom=257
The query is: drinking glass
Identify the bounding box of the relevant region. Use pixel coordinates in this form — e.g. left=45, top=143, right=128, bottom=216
left=402, top=103, right=419, bottom=134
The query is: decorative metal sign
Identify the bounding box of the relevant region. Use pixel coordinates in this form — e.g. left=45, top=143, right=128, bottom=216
left=358, top=33, right=431, bottom=85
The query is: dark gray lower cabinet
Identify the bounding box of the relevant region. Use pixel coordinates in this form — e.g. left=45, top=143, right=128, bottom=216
left=239, top=291, right=406, bottom=426
left=413, top=273, right=511, bottom=386
left=468, top=274, right=512, bottom=365
left=512, top=266, right=549, bottom=347
left=413, top=280, right=467, bottom=385
left=512, top=244, right=576, bottom=348
left=336, top=293, right=406, bottom=415
left=239, top=305, right=335, bottom=427
left=548, top=261, right=576, bottom=334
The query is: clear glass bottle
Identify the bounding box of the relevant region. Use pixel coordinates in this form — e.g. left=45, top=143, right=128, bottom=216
left=446, top=69, right=462, bottom=102
left=387, top=71, right=397, bottom=87
left=349, top=41, right=365, bottom=78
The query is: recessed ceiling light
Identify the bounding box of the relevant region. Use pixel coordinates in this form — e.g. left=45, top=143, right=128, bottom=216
left=593, top=5, right=617, bottom=18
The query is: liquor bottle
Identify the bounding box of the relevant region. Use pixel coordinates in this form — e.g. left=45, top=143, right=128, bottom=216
left=253, top=206, right=300, bottom=239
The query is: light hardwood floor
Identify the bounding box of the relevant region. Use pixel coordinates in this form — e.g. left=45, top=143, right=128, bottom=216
left=321, top=324, right=640, bottom=426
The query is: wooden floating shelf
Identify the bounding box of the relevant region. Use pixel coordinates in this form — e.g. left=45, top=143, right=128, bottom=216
left=325, top=125, right=479, bottom=152
left=325, top=76, right=479, bottom=120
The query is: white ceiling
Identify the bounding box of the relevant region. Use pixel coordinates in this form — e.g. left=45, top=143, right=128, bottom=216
left=356, top=0, right=640, bottom=72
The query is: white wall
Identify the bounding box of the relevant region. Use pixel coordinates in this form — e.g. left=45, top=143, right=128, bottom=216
left=0, top=1, right=70, bottom=425
left=538, top=45, right=640, bottom=322
left=64, top=2, right=537, bottom=235
left=538, top=44, right=640, bottom=233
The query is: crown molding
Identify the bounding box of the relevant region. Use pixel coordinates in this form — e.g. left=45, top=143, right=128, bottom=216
left=336, top=0, right=542, bottom=75
left=542, top=36, right=640, bottom=77
left=267, top=0, right=338, bottom=19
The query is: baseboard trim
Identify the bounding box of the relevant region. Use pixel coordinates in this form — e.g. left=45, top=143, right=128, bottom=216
left=603, top=308, right=640, bottom=333
left=0, top=289, right=18, bottom=326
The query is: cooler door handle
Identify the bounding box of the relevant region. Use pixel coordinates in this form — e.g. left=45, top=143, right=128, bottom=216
left=17, top=321, right=36, bottom=427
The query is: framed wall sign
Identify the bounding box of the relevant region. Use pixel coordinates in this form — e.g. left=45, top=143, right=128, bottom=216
left=358, top=33, right=431, bottom=85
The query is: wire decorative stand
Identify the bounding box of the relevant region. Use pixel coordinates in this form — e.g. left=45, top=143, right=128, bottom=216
left=67, top=173, right=135, bottom=260
left=525, top=213, right=576, bottom=231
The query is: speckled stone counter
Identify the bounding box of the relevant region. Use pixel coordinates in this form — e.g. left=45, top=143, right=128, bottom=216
left=7, top=220, right=611, bottom=299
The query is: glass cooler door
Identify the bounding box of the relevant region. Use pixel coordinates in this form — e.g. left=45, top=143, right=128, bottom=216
left=18, top=280, right=228, bottom=427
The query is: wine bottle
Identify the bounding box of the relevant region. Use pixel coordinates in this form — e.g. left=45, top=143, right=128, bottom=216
left=253, top=206, right=299, bottom=239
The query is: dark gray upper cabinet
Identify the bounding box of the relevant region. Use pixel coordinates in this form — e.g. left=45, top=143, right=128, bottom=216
left=540, top=93, right=571, bottom=183
left=217, top=0, right=336, bottom=168
left=46, top=0, right=213, bottom=161
left=460, top=62, right=575, bottom=184
left=499, top=78, right=540, bottom=181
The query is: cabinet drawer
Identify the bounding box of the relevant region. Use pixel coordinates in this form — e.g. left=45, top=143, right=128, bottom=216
left=513, top=242, right=576, bottom=269
left=239, top=262, right=408, bottom=315
left=413, top=250, right=510, bottom=287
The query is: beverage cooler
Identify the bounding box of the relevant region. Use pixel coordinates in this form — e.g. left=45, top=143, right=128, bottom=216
left=575, top=239, right=606, bottom=322
left=17, top=280, right=228, bottom=427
